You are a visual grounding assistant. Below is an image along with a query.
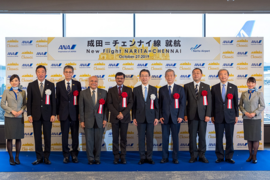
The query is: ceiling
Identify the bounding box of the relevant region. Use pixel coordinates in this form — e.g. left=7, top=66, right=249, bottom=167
left=0, top=0, right=270, bottom=13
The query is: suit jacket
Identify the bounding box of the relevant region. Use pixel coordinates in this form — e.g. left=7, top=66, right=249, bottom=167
left=107, top=85, right=133, bottom=123
left=132, top=85, right=159, bottom=123
left=27, top=79, right=56, bottom=120
left=56, top=79, right=81, bottom=121
left=1, top=88, right=27, bottom=118
left=79, top=88, right=107, bottom=128
left=239, top=91, right=265, bottom=119
left=159, top=84, right=185, bottom=124
left=211, top=82, right=239, bottom=123
left=184, top=82, right=212, bottom=120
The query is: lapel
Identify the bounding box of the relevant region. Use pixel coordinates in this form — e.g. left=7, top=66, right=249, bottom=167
left=95, top=88, right=102, bottom=109
left=217, top=83, right=223, bottom=102
left=87, top=88, right=94, bottom=107
left=172, top=84, right=178, bottom=98
left=60, top=80, right=68, bottom=96
left=146, top=85, right=153, bottom=103
left=34, top=80, right=42, bottom=99
left=43, top=80, right=50, bottom=99
left=8, top=90, right=17, bottom=101
left=138, top=85, right=145, bottom=102
left=114, top=85, right=120, bottom=102
left=164, top=84, right=170, bottom=100
left=189, top=82, right=197, bottom=100
left=226, top=82, right=233, bottom=101
left=198, top=82, right=204, bottom=99
left=247, top=91, right=256, bottom=101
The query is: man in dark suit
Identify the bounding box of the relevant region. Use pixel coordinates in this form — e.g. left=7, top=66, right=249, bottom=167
left=133, top=69, right=159, bottom=165
left=56, top=65, right=81, bottom=164
left=159, top=69, right=185, bottom=164
left=79, top=76, right=107, bottom=165
left=27, top=65, right=56, bottom=165
left=211, top=69, right=239, bottom=164
left=107, top=72, right=133, bottom=164
left=184, top=68, right=211, bottom=163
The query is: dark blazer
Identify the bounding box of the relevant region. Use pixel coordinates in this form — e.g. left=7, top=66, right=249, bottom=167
left=211, top=82, right=239, bottom=123
left=107, top=85, right=133, bottom=123
left=159, top=84, right=185, bottom=124
left=79, top=88, right=107, bottom=128
left=132, top=85, right=159, bottom=123
left=56, top=80, right=81, bottom=121
left=184, top=82, right=212, bottom=120
left=27, top=79, right=56, bottom=120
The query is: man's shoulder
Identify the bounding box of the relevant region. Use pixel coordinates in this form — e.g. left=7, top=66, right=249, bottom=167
left=98, top=88, right=107, bottom=93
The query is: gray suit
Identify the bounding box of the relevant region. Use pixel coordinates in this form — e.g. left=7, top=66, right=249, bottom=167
left=79, top=88, right=107, bottom=161
left=239, top=91, right=265, bottom=119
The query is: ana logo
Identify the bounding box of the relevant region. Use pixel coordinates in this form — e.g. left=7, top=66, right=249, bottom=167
left=24, top=132, right=34, bottom=137
left=180, top=74, right=191, bottom=79
left=58, top=44, right=77, bottom=52
left=22, top=63, right=33, bottom=69
left=194, top=63, right=205, bottom=67
left=72, top=75, right=76, bottom=78
left=7, top=52, right=18, bottom=57
left=208, top=74, right=219, bottom=80
left=251, top=40, right=262, bottom=45
left=165, top=63, right=177, bottom=68
left=51, top=63, right=62, bottom=68
left=51, top=132, right=62, bottom=136
left=95, top=75, right=105, bottom=79
left=251, top=63, right=262, bottom=68
left=36, top=52, right=47, bottom=56
left=108, top=63, right=119, bottom=68
left=208, top=143, right=216, bottom=147
left=237, top=74, right=248, bottom=79
left=151, top=75, right=162, bottom=79
left=222, top=63, right=234, bottom=68
left=126, top=74, right=134, bottom=79
left=237, top=120, right=243, bottom=124
left=190, top=44, right=201, bottom=51
left=153, top=143, right=162, bottom=147
left=222, top=40, right=234, bottom=45
left=180, top=143, right=189, bottom=147
left=79, top=63, right=91, bottom=68
left=137, top=63, right=148, bottom=68
left=259, top=86, right=262, bottom=89
left=237, top=51, right=248, bottom=57
left=127, top=143, right=134, bottom=147
left=102, top=143, right=105, bottom=147
left=190, top=44, right=210, bottom=52
left=237, top=143, right=248, bottom=147
left=21, top=40, right=33, bottom=45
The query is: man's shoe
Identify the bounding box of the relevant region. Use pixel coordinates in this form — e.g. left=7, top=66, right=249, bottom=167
left=95, top=161, right=101, bottom=165
left=63, top=157, right=70, bottom=164
left=199, top=157, right=209, bottom=163
left=114, top=158, right=119, bottom=164
left=121, top=158, right=127, bottom=164
left=173, top=159, right=179, bottom=164
left=72, top=156, right=79, bottom=163
left=189, top=157, right=197, bottom=163
left=160, top=158, right=169, bottom=164
left=225, top=159, right=235, bottom=164
left=44, top=158, right=51, bottom=165
left=32, top=159, right=43, bottom=165
left=215, top=159, right=224, bottom=163
left=138, top=159, right=145, bottom=165
left=88, top=160, right=94, bottom=165
left=147, top=159, right=155, bottom=164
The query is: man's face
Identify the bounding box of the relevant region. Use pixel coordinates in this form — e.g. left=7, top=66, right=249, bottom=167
left=165, top=71, right=175, bottom=85
left=115, top=75, right=125, bottom=86
left=36, top=68, right=46, bottom=81
left=63, top=68, right=74, bottom=80
left=219, top=70, right=229, bottom=83
left=89, top=76, right=98, bottom=89
left=192, top=69, right=202, bottom=82
left=140, top=71, right=150, bottom=85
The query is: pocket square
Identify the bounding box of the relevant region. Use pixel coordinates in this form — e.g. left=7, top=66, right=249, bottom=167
left=229, top=87, right=232, bottom=88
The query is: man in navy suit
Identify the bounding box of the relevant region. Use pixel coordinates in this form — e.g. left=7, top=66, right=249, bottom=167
left=159, top=69, right=186, bottom=164
left=56, top=65, right=81, bottom=164
left=211, top=69, right=239, bottom=164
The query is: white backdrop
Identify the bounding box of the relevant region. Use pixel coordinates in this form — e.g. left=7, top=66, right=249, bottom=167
left=5, top=37, right=264, bottom=151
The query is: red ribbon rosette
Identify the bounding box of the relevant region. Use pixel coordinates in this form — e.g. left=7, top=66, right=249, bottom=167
left=121, top=92, right=128, bottom=108
left=73, top=90, right=79, bottom=105
left=173, top=93, right=180, bottom=109
left=98, top=98, right=105, bottom=114
left=201, top=90, right=208, bottom=106
left=227, top=93, right=233, bottom=109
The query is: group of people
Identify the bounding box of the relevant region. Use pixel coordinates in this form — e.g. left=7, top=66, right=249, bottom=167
left=1, top=65, right=265, bottom=166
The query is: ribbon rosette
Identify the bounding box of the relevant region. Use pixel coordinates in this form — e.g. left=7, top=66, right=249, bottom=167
left=150, top=94, right=156, bottom=109
left=201, top=90, right=208, bottom=106
left=227, top=94, right=233, bottom=109
left=73, top=90, right=79, bottom=105
left=98, top=98, right=105, bottom=114
left=173, top=93, right=180, bottom=109
left=45, top=89, right=51, bottom=105
left=121, top=92, right=128, bottom=108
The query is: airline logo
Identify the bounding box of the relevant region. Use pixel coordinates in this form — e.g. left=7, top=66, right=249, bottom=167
left=222, top=40, right=234, bottom=45
left=236, top=20, right=255, bottom=37
left=22, top=63, right=33, bottom=69
left=165, top=63, right=177, bottom=68
left=79, top=63, right=91, bottom=68
left=58, top=44, right=77, bottom=52
left=108, top=63, right=119, bottom=68
left=153, top=143, right=162, bottom=147
left=180, top=143, right=189, bottom=147
left=126, top=74, right=134, bottom=79
left=251, top=63, right=262, bottom=68
left=94, top=75, right=105, bottom=80
left=237, top=74, right=248, bottom=79
left=151, top=75, right=162, bottom=80
left=208, top=74, right=219, bottom=80
left=137, top=63, right=148, bottom=68
left=180, top=74, right=191, bottom=80
left=51, top=132, right=62, bottom=137
left=36, top=52, right=47, bottom=57
left=190, top=44, right=210, bottom=53
left=251, top=40, right=262, bottom=45
left=7, top=52, right=19, bottom=57
left=237, top=51, right=248, bottom=57
left=21, top=40, right=33, bottom=46
left=222, top=63, right=234, bottom=68
left=194, top=63, right=205, bottom=68
left=51, top=63, right=62, bottom=68
left=208, top=143, right=216, bottom=147
left=24, top=132, right=34, bottom=137
left=237, top=143, right=248, bottom=147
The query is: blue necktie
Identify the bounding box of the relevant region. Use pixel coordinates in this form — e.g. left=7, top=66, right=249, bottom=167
left=67, top=82, right=71, bottom=94
left=144, top=87, right=147, bottom=102
left=222, top=84, right=226, bottom=102
left=249, top=90, right=254, bottom=100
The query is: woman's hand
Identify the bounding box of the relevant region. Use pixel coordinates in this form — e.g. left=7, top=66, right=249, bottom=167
left=11, top=110, right=18, bottom=117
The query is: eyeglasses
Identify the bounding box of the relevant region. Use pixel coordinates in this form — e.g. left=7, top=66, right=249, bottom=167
left=116, top=78, right=124, bottom=80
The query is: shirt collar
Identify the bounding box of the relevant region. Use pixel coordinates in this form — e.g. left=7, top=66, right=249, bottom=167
left=117, top=84, right=123, bottom=88
left=220, top=82, right=228, bottom=87
left=38, top=79, right=45, bottom=85
left=194, top=81, right=200, bottom=87
left=168, top=83, right=174, bottom=89
left=90, top=88, right=97, bottom=92
left=65, top=79, right=72, bottom=84
left=142, top=84, right=149, bottom=89
left=9, top=87, right=22, bottom=92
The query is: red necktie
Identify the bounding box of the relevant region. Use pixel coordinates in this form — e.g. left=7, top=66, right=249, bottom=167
left=118, top=87, right=121, bottom=96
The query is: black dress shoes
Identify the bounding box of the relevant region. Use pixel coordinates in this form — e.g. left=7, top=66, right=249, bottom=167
left=32, top=159, right=43, bottom=165
left=147, top=159, right=155, bottom=164
left=252, top=159, right=257, bottom=164
left=72, top=156, right=79, bottom=163
left=114, top=158, right=119, bottom=164
left=9, top=158, right=15, bottom=165
left=15, top=157, right=20, bottom=165
left=88, top=160, right=94, bottom=165
left=121, top=158, right=127, bottom=164
left=160, top=158, right=169, bottom=163
left=138, top=159, right=145, bottom=165
left=189, top=157, right=197, bottom=163
left=199, top=157, right=209, bottom=163
left=95, top=161, right=101, bottom=165
left=63, top=157, right=70, bottom=164
left=173, top=159, right=179, bottom=164
left=225, top=159, right=235, bottom=164
left=44, top=158, right=51, bottom=165
left=215, top=159, right=224, bottom=163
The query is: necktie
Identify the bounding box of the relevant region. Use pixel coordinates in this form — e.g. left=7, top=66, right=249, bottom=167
left=249, top=90, right=254, bottom=100
left=222, top=84, right=226, bottom=102
left=195, top=84, right=198, bottom=98
left=40, top=82, right=44, bottom=98
left=144, top=86, right=147, bottom=102
left=92, top=90, right=96, bottom=105
left=67, top=82, right=71, bottom=94
left=169, top=85, right=172, bottom=96
left=118, top=86, right=121, bottom=96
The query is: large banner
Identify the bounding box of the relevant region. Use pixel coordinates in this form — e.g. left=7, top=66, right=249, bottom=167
left=6, top=37, right=264, bottom=151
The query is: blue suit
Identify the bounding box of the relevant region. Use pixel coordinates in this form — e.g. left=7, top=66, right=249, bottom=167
left=159, top=84, right=186, bottom=160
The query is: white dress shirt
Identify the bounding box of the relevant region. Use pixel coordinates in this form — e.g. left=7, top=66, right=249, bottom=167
left=38, top=79, right=45, bottom=89
left=194, top=81, right=200, bottom=92
left=90, top=88, right=98, bottom=105
left=65, top=79, right=72, bottom=91
left=220, top=82, right=228, bottom=94
left=167, top=83, right=174, bottom=92
left=142, top=84, right=149, bottom=99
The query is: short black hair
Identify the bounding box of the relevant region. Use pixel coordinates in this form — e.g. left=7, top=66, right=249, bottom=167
left=218, top=69, right=229, bottom=76
left=115, top=72, right=125, bottom=78
left=10, top=74, right=20, bottom=82
left=192, top=68, right=203, bottom=74
left=247, top=77, right=256, bottom=83
left=63, top=65, right=74, bottom=72
left=36, top=65, right=47, bottom=73
left=139, top=69, right=150, bottom=76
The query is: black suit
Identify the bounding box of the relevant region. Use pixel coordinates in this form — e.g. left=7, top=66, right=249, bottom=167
left=56, top=80, right=81, bottom=158
left=27, top=80, right=56, bottom=160
left=184, top=82, right=211, bottom=158
left=107, top=85, right=133, bottom=159
left=132, top=85, right=159, bottom=160
left=159, top=84, right=185, bottom=160
left=211, top=82, right=239, bottom=160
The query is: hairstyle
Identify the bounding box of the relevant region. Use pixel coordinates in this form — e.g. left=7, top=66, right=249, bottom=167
left=139, top=69, right=150, bottom=76
left=10, top=74, right=20, bottom=82
left=63, top=65, right=74, bottom=72
left=192, top=68, right=203, bottom=74
left=165, top=69, right=175, bottom=76
left=36, top=65, right=47, bottom=73
left=218, top=69, right=229, bottom=76
left=247, top=77, right=256, bottom=83
left=115, top=72, right=125, bottom=79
